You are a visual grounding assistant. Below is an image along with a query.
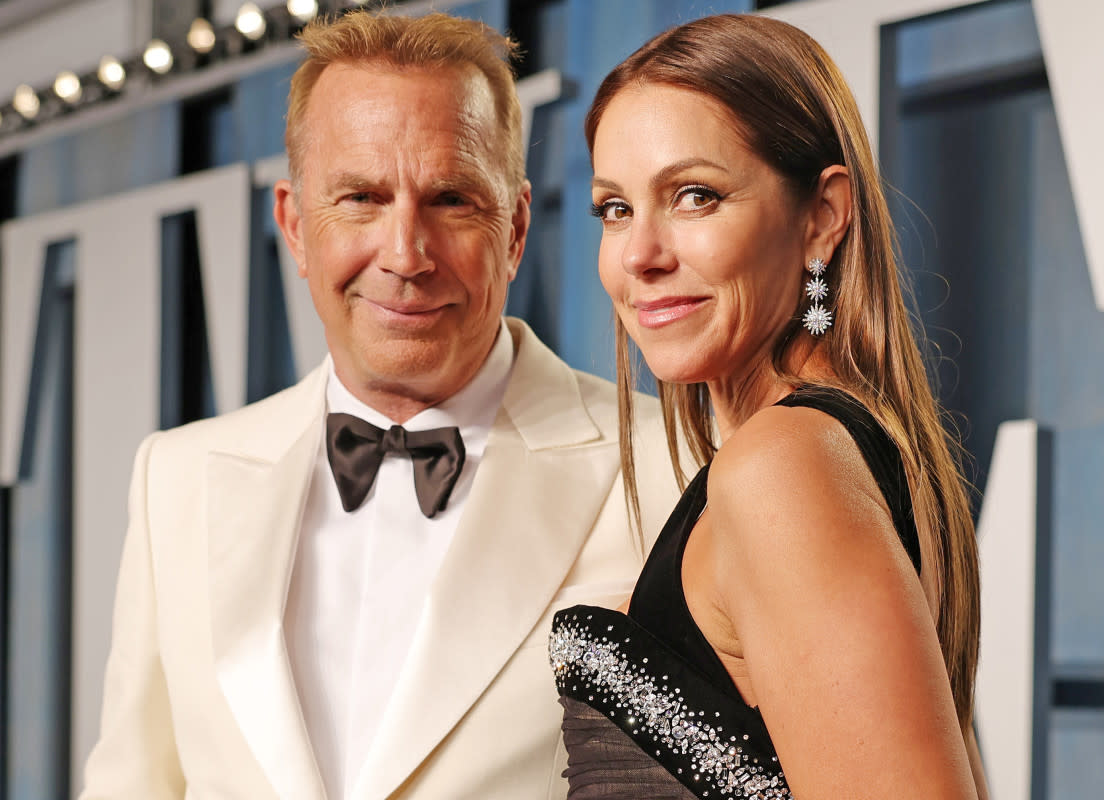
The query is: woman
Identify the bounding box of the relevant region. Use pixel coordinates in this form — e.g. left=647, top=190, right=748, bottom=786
left=548, top=14, right=988, bottom=799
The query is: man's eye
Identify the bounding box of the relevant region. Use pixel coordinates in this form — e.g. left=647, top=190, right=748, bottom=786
left=437, top=192, right=470, bottom=207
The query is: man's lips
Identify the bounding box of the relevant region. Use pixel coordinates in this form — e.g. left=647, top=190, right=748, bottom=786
left=357, top=297, right=453, bottom=328
left=632, top=296, right=708, bottom=329
left=377, top=303, right=445, bottom=314
left=366, top=298, right=449, bottom=315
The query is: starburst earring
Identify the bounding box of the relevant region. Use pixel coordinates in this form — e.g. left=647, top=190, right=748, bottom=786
left=802, top=256, right=833, bottom=335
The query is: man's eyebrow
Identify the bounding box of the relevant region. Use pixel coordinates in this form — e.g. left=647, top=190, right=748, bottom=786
left=428, top=174, right=488, bottom=194
left=324, top=169, right=495, bottom=196
left=328, top=170, right=377, bottom=191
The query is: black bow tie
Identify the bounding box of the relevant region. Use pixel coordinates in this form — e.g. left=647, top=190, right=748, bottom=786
left=325, top=412, right=466, bottom=519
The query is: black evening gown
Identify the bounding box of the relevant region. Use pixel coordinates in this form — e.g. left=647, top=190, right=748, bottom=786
left=549, top=387, right=922, bottom=799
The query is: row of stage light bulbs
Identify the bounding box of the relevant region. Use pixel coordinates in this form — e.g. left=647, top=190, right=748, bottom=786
left=2, top=1, right=321, bottom=127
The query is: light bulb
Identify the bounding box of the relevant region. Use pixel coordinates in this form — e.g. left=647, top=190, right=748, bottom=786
left=287, top=0, right=318, bottom=23
left=187, top=18, right=217, bottom=54
left=54, top=71, right=83, bottom=104
left=13, top=84, right=40, bottom=119
left=143, top=39, right=174, bottom=74
left=236, top=3, right=267, bottom=41
left=98, top=56, right=127, bottom=90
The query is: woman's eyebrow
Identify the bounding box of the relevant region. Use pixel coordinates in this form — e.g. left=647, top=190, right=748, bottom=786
left=592, top=157, right=727, bottom=194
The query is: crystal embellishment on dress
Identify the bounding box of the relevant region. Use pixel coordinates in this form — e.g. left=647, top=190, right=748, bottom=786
left=802, top=256, right=833, bottom=335
left=550, top=616, right=793, bottom=799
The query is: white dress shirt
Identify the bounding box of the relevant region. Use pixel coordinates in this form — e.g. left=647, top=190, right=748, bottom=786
left=284, top=321, right=515, bottom=800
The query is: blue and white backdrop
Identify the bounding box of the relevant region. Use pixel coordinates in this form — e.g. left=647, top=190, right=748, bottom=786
left=0, top=0, right=1101, bottom=797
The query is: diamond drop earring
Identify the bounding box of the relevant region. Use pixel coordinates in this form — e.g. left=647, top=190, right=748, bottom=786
left=801, top=257, right=833, bottom=335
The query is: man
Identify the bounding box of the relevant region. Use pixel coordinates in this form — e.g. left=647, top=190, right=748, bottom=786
left=80, top=10, right=680, bottom=800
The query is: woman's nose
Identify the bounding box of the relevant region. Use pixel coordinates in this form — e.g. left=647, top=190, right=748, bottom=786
left=620, top=214, right=677, bottom=276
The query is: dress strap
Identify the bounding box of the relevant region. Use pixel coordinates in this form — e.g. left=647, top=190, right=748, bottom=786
left=776, top=386, right=922, bottom=574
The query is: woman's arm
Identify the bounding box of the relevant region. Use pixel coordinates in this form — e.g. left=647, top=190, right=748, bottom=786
left=966, top=725, right=990, bottom=800
left=697, top=404, right=977, bottom=799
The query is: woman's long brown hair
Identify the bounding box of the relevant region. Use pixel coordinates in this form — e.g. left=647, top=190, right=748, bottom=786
left=588, top=13, right=979, bottom=734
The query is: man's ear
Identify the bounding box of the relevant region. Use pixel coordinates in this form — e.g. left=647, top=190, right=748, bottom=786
left=505, top=180, right=533, bottom=281
left=273, top=179, right=308, bottom=278
left=805, top=165, right=852, bottom=262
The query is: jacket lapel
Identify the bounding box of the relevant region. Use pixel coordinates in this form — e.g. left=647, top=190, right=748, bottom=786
left=355, top=320, right=621, bottom=799
left=207, top=364, right=329, bottom=800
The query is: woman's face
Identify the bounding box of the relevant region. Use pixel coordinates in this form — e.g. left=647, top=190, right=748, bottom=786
left=592, top=84, right=812, bottom=387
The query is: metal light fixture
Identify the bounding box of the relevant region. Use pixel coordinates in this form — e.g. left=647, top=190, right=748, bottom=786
left=0, top=0, right=321, bottom=143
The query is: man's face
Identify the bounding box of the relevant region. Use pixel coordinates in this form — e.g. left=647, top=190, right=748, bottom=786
left=275, top=61, right=530, bottom=418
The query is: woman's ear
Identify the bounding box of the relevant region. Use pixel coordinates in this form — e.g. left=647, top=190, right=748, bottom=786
left=805, top=165, right=852, bottom=262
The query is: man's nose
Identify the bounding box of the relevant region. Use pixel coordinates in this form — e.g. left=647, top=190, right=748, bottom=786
left=620, top=214, right=677, bottom=276
left=380, top=201, right=433, bottom=278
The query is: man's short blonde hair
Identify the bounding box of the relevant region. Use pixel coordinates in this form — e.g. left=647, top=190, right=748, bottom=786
left=286, top=10, right=524, bottom=191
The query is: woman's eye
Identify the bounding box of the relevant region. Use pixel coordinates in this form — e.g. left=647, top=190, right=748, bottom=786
left=590, top=200, right=631, bottom=222
left=675, top=187, right=720, bottom=211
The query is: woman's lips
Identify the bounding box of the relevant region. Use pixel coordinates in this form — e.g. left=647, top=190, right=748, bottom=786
left=633, top=297, right=708, bottom=329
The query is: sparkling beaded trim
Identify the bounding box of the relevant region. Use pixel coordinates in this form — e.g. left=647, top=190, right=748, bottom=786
left=551, top=614, right=793, bottom=799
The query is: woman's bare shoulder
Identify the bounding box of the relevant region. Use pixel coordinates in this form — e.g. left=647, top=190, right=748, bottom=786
left=708, top=402, right=885, bottom=530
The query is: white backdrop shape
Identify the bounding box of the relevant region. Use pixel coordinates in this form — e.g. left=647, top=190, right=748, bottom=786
left=1, top=164, right=252, bottom=781
left=976, top=420, right=1043, bottom=800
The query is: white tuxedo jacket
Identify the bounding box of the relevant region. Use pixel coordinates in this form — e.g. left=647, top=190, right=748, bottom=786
left=80, top=318, right=682, bottom=800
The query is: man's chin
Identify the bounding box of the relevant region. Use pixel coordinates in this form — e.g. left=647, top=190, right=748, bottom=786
left=349, top=342, right=456, bottom=387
